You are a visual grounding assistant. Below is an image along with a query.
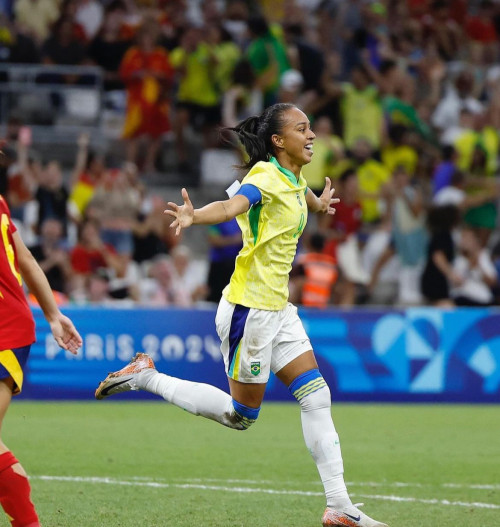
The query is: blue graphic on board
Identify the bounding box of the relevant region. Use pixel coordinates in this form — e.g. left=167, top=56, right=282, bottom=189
left=21, top=307, right=500, bottom=402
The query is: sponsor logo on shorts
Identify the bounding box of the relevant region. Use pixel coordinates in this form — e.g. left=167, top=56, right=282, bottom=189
left=250, top=361, right=261, bottom=376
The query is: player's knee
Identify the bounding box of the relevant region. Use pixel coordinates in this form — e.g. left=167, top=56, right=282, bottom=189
left=230, top=399, right=260, bottom=430
left=289, top=369, right=331, bottom=411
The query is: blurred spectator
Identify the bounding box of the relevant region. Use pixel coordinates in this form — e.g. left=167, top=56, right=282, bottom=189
left=422, top=0, right=462, bottom=62
left=74, top=0, right=104, bottom=42
left=451, top=226, right=498, bottom=306
left=246, top=15, right=290, bottom=106
left=432, top=71, right=483, bottom=142
left=350, top=137, right=391, bottom=224
left=206, top=23, right=241, bottom=94
left=303, top=50, right=343, bottom=132
left=206, top=218, right=242, bottom=303
left=0, top=13, right=40, bottom=64
left=432, top=144, right=457, bottom=195
left=89, top=167, right=141, bottom=259
left=465, top=0, right=498, bottom=65
left=31, top=160, right=69, bottom=236
left=5, top=125, right=37, bottom=221
left=365, top=57, right=416, bottom=107
left=420, top=204, right=460, bottom=307
left=14, top=0, right=59, bottom=44
left=381, top=125, right=418, bottom=177
left=170, top=24, right=221, bottom=172
left=87, top=0, right=133, bottom=91
left=221, top=0, right=249, bottom=47
left=169, top=245, right=208, bottom=305
left=40, top=15, right=88, bottom=68
left=138, top=255, right=186, bottom=306
left=85, top=270, right=114, bottom=305
left=433, top=169, right=499, bottom=245
left=221, top=58, right=263, bottom=128
left=69, top=218, right=124, bottom=293
left=120, top=17, right=174, bottom=172
left=369, top=166, right=427, bottom=306
left=132, top=195, right=177, bottom=264
left=283, top=22, right=324, bottom=93
left=290, top=232, right=338, bottom=308
left=319, top=168, right=368, bottom=306
left=68, top=133, right=106, bottom=224
left=340, top=63, right=384, bottom=151
left=58, top=0, right=87, bottom=42
left=449, top=111, right=498, bottom=177
left=28, top=218, right=71, bottom=294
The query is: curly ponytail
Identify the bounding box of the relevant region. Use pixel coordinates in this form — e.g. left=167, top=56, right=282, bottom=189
left=224, top=103, right=296, bottom=169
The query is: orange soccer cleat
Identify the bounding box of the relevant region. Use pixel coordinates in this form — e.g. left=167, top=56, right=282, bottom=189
left=322, top=504, right=389, bottom=527
left=95, top=353, right=156, bottom=400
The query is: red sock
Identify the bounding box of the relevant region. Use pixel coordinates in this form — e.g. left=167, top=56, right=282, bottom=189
left=0, top=452, right=40, bottom=527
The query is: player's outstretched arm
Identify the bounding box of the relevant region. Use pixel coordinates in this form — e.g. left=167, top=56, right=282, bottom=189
left=164, top=188, right=250, bottom=235
left=306, top=177, right=339, bottom=214
left=13, top=232, right=82, bottom=355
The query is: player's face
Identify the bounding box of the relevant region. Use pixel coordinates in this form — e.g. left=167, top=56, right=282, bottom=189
left=275, top=107, right=315, bottom=167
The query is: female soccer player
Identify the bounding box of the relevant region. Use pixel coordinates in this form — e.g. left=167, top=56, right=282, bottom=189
left=0, top=195, right=82, bottom=526
left=95, top=103, right=389, bottom=527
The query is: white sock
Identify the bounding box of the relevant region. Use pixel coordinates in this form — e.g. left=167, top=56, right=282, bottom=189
left=135, top=370, right=248, bottom=430
left=297, top=383, right=352, bottom=509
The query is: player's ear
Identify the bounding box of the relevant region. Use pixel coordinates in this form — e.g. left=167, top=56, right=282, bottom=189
left=271, top=134, right=284, bottom=150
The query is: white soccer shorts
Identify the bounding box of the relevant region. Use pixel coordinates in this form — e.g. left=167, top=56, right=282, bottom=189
left=215, top=297, right=312, bottom=383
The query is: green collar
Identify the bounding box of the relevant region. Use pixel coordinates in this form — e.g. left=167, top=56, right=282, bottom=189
left=270, top=156, right=300, bottom=185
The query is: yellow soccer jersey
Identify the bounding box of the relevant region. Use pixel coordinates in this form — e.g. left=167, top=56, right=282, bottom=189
left=223, top=158, right=308, bottom=310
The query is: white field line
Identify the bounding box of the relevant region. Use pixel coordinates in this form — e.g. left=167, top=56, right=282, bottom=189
left=174, top=477, right=500, bottom=491
left=31, top=475, right=500, bottom=510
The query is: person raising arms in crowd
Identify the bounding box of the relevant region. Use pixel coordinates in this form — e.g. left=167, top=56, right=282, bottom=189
left=0, top=195, right=82, bottom=527
left=95, top=103, right=388, bottom=527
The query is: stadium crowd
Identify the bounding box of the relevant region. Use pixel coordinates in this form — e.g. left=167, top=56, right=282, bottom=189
left=1, top=0, right=500, bottom=308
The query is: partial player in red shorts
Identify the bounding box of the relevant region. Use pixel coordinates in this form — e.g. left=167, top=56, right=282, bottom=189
left=0, top=195, right=82, bottom=527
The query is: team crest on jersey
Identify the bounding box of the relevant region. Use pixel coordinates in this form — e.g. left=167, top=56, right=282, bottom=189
left=296, top=192, right=302, bottom=206
left=251, top=361, right=261, bottom=376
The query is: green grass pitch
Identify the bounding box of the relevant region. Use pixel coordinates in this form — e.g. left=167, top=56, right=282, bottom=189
left=4, top=401, right=499, bottom=526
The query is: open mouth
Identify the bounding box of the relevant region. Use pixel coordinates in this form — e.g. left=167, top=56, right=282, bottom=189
left=304, top=144, right=314, bottom=153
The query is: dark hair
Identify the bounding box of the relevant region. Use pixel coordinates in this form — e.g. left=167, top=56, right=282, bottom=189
left=426, top=205, right=460, bottom=233
left=388, top=124, right=407, bottom=144
left=441, top=144, right=455, bottom=161
left=225, top=103, right=296, bottom=169
left=231, top=58, right=255, bottom=87
left=450, top=169, right=465, bottom=187
left=309, top=232, right=326, bottom=252
left=247, top=16, right=270, bottom=37
left=379, top=59, right=397, bottom=75
left=340, top=168, right=356, bottom=183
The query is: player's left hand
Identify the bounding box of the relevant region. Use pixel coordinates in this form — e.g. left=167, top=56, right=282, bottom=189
left=50, top=314, right=83, bottom=355
left=164, top=188, right=194, bottom=235
left=320, top=177, right=340, bottom=215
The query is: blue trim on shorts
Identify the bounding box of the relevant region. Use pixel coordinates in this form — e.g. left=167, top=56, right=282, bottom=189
left=0, top=345, right=31, bottom=380
left=288, top=368, right=321, bottom=394
left=236, top=184, right=262, bottom=206
left=228, top=304, right=250, bottom=371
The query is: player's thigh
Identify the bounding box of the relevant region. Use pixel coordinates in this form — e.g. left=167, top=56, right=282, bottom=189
left=228, top=377, right=266, bottom=409
left=275, top=351, right=318, bottom=387
left=271, top=303, right=317, bottom=387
